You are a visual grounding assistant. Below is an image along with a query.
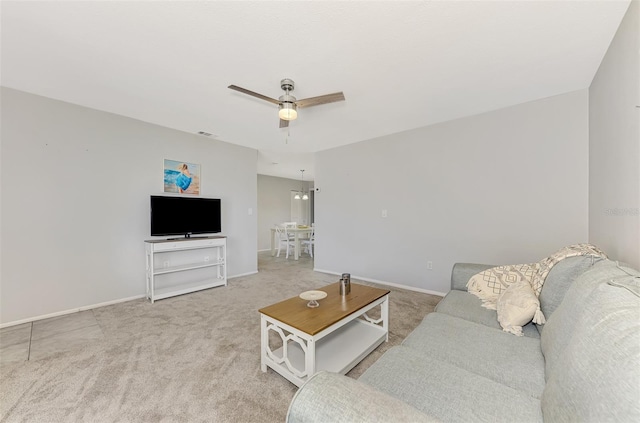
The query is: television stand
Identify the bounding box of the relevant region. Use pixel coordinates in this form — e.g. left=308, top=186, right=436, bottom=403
left=144, top=236, right=227, bottom=303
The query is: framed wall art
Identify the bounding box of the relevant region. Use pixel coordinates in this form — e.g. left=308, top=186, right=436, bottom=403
left=163, top=159, right=200, bottom=195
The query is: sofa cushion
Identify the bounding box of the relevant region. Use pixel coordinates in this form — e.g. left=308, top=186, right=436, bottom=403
left=541, top=262, right=640, bottom=422
left=435, top=290, right=540, bottom=338
left=402, top=312, right=545, bottom=398
left=537, top=255, right=604, bottom=331
left=287, top=371, right=438, bottom=423
left=532, top=244, right=607, bottom=296
left=359, top=346, right=543, bottom=422
left=540, top=260, right=622, bottom=377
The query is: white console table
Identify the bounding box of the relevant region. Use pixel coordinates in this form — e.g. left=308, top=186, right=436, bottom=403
left=145, top=236, right=227, bottom=303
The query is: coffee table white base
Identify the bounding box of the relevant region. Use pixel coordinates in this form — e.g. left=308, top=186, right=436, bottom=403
left=260, top=295, right=388, bottom=387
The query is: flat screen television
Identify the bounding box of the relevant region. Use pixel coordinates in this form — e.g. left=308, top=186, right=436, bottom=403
left=150, top=195, right=221, bottom=238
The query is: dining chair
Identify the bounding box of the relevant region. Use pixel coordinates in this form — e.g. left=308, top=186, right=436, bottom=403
left=282, top=221, right=297, bottom=241
left=275, top=225, right=296, bottom=258
left=301, top=225, right=315, bottom=258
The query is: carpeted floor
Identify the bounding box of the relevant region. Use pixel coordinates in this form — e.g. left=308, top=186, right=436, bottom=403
left=0, top=252, right=441, bottom=422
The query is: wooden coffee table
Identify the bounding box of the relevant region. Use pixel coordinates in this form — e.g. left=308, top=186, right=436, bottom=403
left=259, top=282, right=390, bottom=387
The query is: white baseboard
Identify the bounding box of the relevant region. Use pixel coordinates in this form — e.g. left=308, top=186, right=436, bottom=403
left=228, top=270, right=259, bottom=279
left=2, top=269, right=439, bottom=328
left=1, top=272, right=260, bottom=329
left=313, top=268, right=447, bottom=297
left=0, top=294, right=146, bottom=329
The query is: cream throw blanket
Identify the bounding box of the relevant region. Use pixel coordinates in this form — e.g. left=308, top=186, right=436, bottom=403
left=467, top=243, right=608, bottom=324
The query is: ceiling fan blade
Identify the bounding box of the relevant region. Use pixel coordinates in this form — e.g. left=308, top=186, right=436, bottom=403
left=296, top=92, right=345, bottom=108
left=279, top=119, right=289, bottom=128
left=228, top=85, right=280, bottom=105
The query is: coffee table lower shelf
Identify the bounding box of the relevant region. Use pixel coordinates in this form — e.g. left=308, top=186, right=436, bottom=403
left=277, top=319, right=385, bottom=371
left=260, top=294, right=389, bottom=388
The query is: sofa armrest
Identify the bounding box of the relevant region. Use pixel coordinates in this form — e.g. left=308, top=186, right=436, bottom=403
left=451, top=263, right=496, bottom=291
left=286, top=371, right=438, bottom=423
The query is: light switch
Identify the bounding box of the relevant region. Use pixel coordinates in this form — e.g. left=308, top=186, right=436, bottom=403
left=248, top=208, right=253, bottom=215
left=381, top=209, right=388, bottom=218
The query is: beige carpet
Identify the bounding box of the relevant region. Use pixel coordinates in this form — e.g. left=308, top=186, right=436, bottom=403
left=0, top=252, right=441, bottom=422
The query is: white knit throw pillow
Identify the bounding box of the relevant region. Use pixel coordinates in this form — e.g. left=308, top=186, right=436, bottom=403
left=466, top=263, right=539, bottom=310
left=496, top=280, right=544, bottom=336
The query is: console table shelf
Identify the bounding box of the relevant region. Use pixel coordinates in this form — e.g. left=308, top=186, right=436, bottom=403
left=145, top=236, right=227, bottom=303
left=152, top=279, right=225, bottom=301
left=153, top=260, right=225, bottom=276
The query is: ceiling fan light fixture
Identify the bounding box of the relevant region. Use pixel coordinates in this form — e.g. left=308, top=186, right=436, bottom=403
left=279, top=102, right=298, bottom=121
left=228, top=79, right=344, bottom=128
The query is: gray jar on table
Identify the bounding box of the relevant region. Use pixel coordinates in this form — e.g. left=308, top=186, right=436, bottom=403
left=339, top=273, right=351, bottom=295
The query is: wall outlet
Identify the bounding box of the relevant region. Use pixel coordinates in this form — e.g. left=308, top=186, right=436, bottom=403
left=163, top=261, right=170, bottom=268
left=204, top=256, right=210, bottom=262
left=427, top=261, right=433, bottom=270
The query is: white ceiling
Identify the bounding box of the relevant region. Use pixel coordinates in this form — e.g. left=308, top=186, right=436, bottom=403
left=1, top=0, right=630, bottom=180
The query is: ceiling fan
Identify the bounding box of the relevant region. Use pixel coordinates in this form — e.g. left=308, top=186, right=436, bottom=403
left=228, top=79, right=345, bottom=128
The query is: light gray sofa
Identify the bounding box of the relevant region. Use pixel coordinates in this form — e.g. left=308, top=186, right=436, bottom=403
left=287, top=257, right=640, bottom=422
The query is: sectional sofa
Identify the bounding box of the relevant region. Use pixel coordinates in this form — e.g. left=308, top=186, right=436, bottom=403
left=286, top=257, right=640, bottom=422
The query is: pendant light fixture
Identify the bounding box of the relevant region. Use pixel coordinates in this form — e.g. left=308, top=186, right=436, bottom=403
left=294, top=170, right=309, bottom=200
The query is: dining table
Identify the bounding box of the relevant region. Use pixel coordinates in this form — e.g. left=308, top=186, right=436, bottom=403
left=270, top=226, right=313, bottom=260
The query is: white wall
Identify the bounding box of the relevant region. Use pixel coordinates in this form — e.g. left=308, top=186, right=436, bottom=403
left=257, top=174, right=311, bottom=251
left=589, top=0, right=640, bottom=269
left=0, top=87, right=258, bottom=324
left=315, top=90, right=589, bottom=294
